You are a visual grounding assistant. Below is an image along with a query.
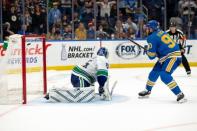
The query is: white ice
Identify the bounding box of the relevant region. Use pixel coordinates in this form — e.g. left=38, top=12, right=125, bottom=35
left=0, top=67, right=197, bottom=131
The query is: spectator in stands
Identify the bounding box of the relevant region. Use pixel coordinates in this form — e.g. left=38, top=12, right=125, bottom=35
left=47, top=24, right=62, bottom=40
left=17, top=24, right=31, bottom=35
left=73, top=0, right=85, bottom=13
left=32, top=4, right=46, bottom=34
left=24, top=10, right=32, bottom=31
left=25, top=0, right=35, bottom=14
left=62, top=15, right=70, bottom=27
left=66, top=24, right=73, bottom=39
left=99, top=18, right=111, bottom=34
left=39, top=0, right=46, bottom=9
left=2, top=0, right=8, bottom=23
left=134, top=8, right=146, bottom=23
left=118, top=10, right=127, bottom=22
left=114, top=20, right=124, bottom=39
left=85, top=0, right=93, bottom=8
left=62, top=25, right=72, bottom=40
left=60, top=0, right=72, bottom=15
left=178, top=0, right=197, bottom=26
left=166, top=0, right=179, bottom=24
left=14, top=0, right=22, bottom=14
left=119, top=0, right=137, bottom=14
left=132, top=7, right=146, bottom=38
left=6, top=5, right=20, bottom=33
left=109, top=4, right=117, bottom=27
left=3, top=22, right=14, bottom=40
left=123, top=17, right=138, bottom=35
left=142, top=0, right=163, bottom=27
left=78, top=0, right=93, bottom=15
left=190, top=14, right=197, bottom=38
left=75, top=22, right=87, bottom=40
left=124, top=0, right=137, bottom=17
left=87, top=22, right=95, bottom=40
left=54, top=30, right=63, bottom=40
left=81, top=7, right=94, bottom=28
left=48, top=2, right=62, bottom=29
left=96, top=0, right=116, bottom=18
left=126, top=27, right=136, bottom=39
left=47, top=26, right=56, bottom=40
left=96, top=25, right=109, bottom=39
left=73, top=12, right=81, bottom=29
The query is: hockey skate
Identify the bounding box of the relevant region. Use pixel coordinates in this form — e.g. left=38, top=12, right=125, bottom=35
left=187, top=71, right=191, bottom=77
left=177, top=93, right=187, bottom=103
left=99, top=86, right=112, bottom=101
left=138, top=89, right=151, bottom=99
left=44, top=93, right=49, bottom=100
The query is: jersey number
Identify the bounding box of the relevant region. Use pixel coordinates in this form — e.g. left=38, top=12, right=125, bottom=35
left=161, top=34, right=175, bottom=48
left=83, top=60, right=92, bottom=68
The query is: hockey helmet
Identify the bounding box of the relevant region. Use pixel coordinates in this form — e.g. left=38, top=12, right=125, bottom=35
left=97, top=47, right=109, bottom=58
left=146, top=20, right=159, bottom=31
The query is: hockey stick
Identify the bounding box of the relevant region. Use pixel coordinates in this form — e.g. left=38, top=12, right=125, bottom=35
left=127, top=38, right=147, bottom=50
left=96, top=80, right=118, bottom=98
left=110, top=80, right=117, bottom=96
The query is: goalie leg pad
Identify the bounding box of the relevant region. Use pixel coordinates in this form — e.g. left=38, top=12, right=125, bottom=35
left=100, top=79, right=112, bottom=101
left=48, top=86, right=95, bottom=103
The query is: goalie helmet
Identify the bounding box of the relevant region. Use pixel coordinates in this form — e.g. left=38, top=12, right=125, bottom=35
left=146, top=20, right=159, bottom=31
left=97, top=47, right=109, bottom=58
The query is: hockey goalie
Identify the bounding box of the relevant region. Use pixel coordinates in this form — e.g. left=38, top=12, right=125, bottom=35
left=44, top=47, right=112, bottom=103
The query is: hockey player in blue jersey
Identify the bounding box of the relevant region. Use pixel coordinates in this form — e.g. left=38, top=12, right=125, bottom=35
left=138, top=20, right=187, bottom=103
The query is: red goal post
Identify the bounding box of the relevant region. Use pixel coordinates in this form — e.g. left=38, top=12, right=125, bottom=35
left=21, top=35, right=47, bottom=104
left=0, top=34, right=47, bottom=104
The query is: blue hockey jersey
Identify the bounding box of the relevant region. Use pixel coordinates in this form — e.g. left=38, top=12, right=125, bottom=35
left=146, top=30, right=181, bottom=63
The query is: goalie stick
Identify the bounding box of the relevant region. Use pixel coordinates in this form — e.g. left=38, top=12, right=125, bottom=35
left=110, top=80, right=117, bottom=96
left=96, top=80, right=118, bottom=99
left=127, top=38, right=147, bottom=50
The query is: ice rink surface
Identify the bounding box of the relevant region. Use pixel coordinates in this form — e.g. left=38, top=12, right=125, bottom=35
left=0, top=67, right=197, bottom=131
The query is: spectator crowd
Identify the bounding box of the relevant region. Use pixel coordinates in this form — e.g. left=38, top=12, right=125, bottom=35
left=2, top=0, right=197, bottom=40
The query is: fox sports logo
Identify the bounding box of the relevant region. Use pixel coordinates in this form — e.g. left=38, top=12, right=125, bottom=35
left=116, top=42, right=141, bottom=59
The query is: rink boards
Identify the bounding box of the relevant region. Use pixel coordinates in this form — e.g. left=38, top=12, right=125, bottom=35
left=0, top=40, right=197, bottom=71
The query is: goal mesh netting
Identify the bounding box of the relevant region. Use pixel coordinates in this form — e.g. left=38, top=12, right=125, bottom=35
left=0, top=34, right=47, bottom=104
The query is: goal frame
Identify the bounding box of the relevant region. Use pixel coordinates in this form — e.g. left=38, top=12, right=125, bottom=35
left=21, top=35, right=47, bottom=104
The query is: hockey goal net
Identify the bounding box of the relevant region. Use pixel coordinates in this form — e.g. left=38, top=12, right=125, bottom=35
left=0, top=34, right=47, bottom=104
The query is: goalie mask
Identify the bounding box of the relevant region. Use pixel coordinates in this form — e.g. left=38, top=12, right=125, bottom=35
left=97, top=47, right=109, bottom=58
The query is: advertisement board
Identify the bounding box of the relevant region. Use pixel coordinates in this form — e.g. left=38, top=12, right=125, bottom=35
left=46, top=41, right=100, bottom=66
left=0, top=40, right=197, bottom=70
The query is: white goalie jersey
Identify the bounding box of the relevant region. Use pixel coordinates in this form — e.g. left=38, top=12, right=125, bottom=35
left=46, top=55, right=109, bottom=103
left=72, top=55, right=109, bottom=85
left=46, top=47, right=111, bottom=103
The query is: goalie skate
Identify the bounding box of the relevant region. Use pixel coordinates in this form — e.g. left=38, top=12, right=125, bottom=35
left=100, top=85, right=111, bottom=101
left=99, top=80, right=117, bottom=101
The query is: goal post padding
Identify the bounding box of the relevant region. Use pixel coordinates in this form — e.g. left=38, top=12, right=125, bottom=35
left=0, top=34, right=47, bottom=104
